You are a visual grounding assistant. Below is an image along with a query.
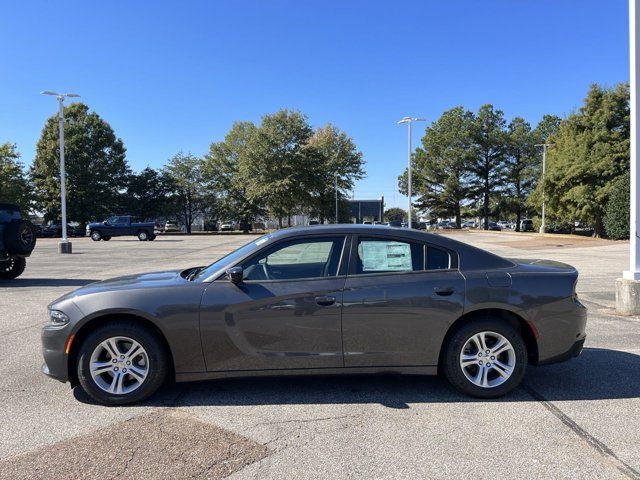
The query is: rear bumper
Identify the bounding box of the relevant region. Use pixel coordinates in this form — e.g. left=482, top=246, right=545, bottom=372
left=537, top=337, right=585, bottom=366
left=533, top=296, right=587, bottom=365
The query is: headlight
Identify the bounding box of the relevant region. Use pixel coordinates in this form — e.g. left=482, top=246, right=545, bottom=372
left=49, top=309, right=70, bottom=326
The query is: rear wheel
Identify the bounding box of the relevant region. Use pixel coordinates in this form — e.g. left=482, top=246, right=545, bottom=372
left=441, top=318, right=527, bottom=398
left=0, top=256, right=26, bottom=280
left=76, top=322, right=168, bottom=405
left=137, top=231, right=149, bottom=241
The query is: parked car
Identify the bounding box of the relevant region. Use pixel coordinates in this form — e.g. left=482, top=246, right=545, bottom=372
left=488, top=222, right=502, bottom=231
left=219, top=221, right=237, bottom=231
left=42, top=225, right=586, bottom=405
left=0, top=203, right=37, bottom=279
left=238, top=221, right=253, bottom=232
left=461, top=220, right=476, bottom=229
left=387, top=220, right=403, bottom=228
left=87, top=216, right=156, bottom=241
left=40, top=223, right=85, bottom=238
left=497, top=221, right=510, bottom=230
left=164, top=222, right=180, bottom=233
left=520, top=219, right=535, bottom=232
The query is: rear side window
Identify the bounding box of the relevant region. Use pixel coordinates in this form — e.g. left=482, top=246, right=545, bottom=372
left=355, top=238, right=424, bottom=274
left=427, top=246, right=451, bottom=270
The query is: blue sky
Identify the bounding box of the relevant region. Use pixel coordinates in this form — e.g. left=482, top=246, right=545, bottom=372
left=0, top=0, right=629, bottom=208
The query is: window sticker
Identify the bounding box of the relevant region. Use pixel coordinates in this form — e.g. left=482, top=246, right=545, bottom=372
left=362, top=241, right=412, bottom=271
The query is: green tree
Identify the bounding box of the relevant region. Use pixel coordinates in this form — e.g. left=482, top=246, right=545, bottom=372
left=384, top=207, right=406, bottom=222
left=125, top=167, right=177, bottom=221
left=305, top=123, right=365, bottom=223
left=204, top=121, right=264, bottom=224
left=505, top=117, right=538, bottom=231
left=240, top=109, right=314, bottom=227
left=468, top=104, right=508, bottom=230
left=542, top=84, right=629, bottom=237
left=163, top=152, right=208, bottom=233
left=402, top=107, right=474, bottom=228
left=31, top=103, right=129, bottom=223
left=534, top=114, right=562, bottom=142
left=0, top=143, right=30, bottom=211
left=604, top=173, right=630, bottom=240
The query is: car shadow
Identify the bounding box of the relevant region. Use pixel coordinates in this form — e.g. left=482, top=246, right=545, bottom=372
left=72, top=348, right=640, bottom=408
left=0, top=278, right=99, bottom=287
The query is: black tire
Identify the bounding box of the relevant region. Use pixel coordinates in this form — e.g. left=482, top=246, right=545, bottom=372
left=137, top=230, right=149, bottom=241
left=90, top=230, right=102, bottom=241
left=0, top=256, right=26, bottom=280
left=102, top=236, right=111, bottom=241
left=76, top=321, right=168, bottom=405
left=441, top=318, right=527, bottom=398
left=5, top=220, right=36, bottom=254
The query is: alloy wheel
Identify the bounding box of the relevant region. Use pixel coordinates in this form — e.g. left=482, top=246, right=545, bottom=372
left=459, top=331, right=516, bottom=388
left=89, top=336, right=149, bottom=395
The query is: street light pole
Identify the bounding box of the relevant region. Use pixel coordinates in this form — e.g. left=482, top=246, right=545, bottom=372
left=335, top=172, right=338, bottom=224
left=398, top=117, right=426, bottom=228
left=41, top=91, right=81, bottom=254
left=535, top=143, right=551, bottom=234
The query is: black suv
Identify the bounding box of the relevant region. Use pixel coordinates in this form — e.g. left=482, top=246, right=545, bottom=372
left=0, top=203, right=37, bottom=279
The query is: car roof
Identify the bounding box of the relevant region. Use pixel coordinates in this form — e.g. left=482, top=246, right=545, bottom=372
left=264, top=224, right=514, bottom=271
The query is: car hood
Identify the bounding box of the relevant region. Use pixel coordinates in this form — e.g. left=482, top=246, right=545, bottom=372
left=51, top=269, right=188, bottom=304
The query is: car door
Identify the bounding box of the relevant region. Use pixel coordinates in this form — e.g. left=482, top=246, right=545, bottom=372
left=341, top=234, right=465, bottom=367
left=199, top=235, right=349, bottom=372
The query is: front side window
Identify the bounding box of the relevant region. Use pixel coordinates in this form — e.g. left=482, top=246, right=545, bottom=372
left=355, top=238, right=424, bottom=274
left=242, top=236, right=345, bottom=281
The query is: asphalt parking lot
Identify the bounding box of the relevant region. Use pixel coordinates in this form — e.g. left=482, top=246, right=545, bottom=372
left=1, top=231, right=639, bottom=479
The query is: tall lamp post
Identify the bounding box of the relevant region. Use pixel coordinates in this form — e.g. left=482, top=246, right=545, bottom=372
left=535, top=143, right=553, bottom=234
left=41, top=91, right=81, bottom=254
left=334, top=172, right=339, bottom=224
left=398, top=117, right=426, bottom=228
left=617, top=0, right=640, bottom=314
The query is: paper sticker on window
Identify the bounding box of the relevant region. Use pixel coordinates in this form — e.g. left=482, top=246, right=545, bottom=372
left=361, top=241, right=412, bottom=271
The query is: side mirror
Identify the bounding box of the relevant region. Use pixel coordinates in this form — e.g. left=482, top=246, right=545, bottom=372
left=226, top=266, right=244, bottom=284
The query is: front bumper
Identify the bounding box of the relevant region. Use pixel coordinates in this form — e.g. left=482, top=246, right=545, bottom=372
left=41, top=324, right=71, bottom=383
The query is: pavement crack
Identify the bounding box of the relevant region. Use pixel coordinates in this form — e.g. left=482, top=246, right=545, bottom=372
left=523, top=384, right=640, bottom=480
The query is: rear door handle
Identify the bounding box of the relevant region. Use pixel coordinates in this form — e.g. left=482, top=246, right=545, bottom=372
left=315, top=295, right=336, bottom=306
left=434, top=287, right=454, bottom=296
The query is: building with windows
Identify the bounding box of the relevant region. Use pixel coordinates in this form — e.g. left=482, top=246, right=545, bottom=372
left=348, top=197, right=384, bottom=224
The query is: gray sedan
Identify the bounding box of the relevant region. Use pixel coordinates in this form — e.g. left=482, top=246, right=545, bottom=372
left=42, top=225, right=587, bottom=405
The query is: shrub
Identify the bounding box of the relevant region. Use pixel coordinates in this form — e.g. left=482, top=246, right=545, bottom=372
left=604, top=174, right=630, bottom=240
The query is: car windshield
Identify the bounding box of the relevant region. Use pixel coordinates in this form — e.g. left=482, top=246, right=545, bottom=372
left=190, top=234, right=270, bottom=282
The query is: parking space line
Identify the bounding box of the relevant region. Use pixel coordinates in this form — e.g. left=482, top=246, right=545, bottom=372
left=523, top=385, right=640, bottom=480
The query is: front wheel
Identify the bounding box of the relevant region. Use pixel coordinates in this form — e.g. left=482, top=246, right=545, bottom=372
left=0, top=256, right=26, bottom=280
left=76, top=322, right=168, bottom=405
left=91, top=231, right=102, bottom=241
left=441, top=319, right=527, bottom=398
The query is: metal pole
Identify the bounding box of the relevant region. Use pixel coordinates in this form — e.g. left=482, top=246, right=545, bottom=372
left=335, top=172, right=338, bottom=224
left=540, top=144, right=547, bottom=234
left=407, top=121, right=412, bottom=229
left=625, top=0, right=640, bottom=280
left=58, top=97, right=68, bottom=244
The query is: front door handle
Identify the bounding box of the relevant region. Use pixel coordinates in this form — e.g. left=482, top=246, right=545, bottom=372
left=315, top=295, right=336, bottom=306
left=434, top=287, right=454, bottom=296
